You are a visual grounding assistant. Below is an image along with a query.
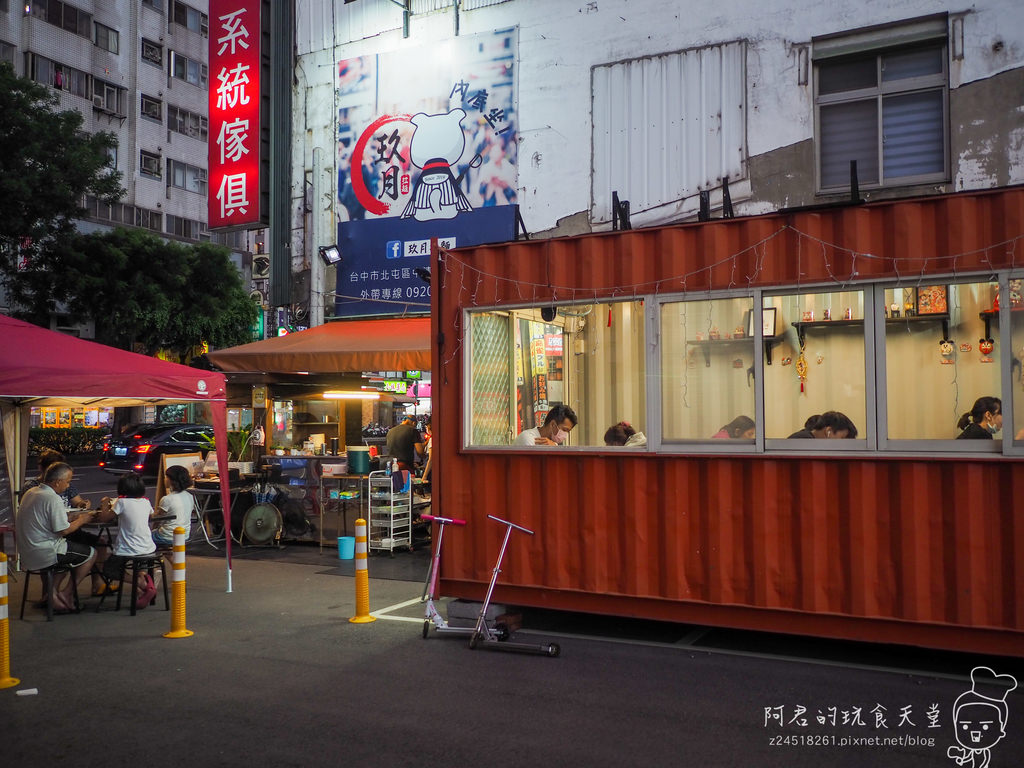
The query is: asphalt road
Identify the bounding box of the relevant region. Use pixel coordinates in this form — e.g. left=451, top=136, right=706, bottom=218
left=3, top=462, right=1021, bottom=767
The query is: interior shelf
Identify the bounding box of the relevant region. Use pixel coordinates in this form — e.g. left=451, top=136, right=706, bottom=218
left=687, top=336, right=782, bottom=365
left=792, top=313, right=950, bottom=346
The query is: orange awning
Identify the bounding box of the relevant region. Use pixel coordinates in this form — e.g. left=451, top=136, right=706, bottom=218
left=207, top=317, right=431, bottom=374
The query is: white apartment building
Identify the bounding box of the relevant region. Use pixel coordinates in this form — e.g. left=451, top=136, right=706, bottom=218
left=0, top=0, right=257, bottom=333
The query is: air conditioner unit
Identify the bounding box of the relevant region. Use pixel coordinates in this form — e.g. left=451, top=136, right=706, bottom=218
left=93, top=95, right=104, bottom=108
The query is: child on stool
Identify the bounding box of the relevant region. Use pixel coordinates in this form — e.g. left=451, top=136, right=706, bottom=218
left=98, top=472, right=159, bottom=609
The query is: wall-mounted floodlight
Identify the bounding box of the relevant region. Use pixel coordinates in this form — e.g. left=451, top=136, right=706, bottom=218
left=319, top=244, right=342, bottom=266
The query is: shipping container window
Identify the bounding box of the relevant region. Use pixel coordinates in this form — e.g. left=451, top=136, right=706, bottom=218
left=1009, top=277, right=1024, bottom=446
left=763, top=289, right=866, bottom=441
left=884, top=281, right=1002, bottom=440
left=467, top=300, right=646, bottom=448
left=660, top=297, right=756, bottom=442
left=815, top=32, right=948, bottom=191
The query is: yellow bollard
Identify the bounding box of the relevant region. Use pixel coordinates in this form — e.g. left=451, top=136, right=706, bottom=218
left=0, top=553, right=19, bottom=689
left=349, top=518, right=376, bottom=624
left=163, top=527, right=194, bottom=638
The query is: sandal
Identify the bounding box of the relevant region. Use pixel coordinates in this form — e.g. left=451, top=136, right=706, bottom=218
left=92, top=583, right=120, bottom=597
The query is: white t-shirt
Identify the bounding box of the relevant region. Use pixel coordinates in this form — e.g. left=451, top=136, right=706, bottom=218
left=157, top=490, right=193, bottom=538
left=16, top=484, right=70, bottom=570
left=513, top=427, right=542, bottom=446
left=113, top=497, right=156, bottom=556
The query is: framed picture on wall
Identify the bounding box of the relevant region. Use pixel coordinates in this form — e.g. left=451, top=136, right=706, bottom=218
left=747, top=307, right=778, bottom=337
left=917, top=285, right=948, bottom=315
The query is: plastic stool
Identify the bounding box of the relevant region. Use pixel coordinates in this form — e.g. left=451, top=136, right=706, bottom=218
left=103, top=554, right=169, bottom=616
left=20, top=564, right=80, bottom=621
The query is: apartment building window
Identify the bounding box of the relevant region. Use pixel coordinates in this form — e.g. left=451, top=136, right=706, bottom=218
left=84, top=195, right=162, bottom=233
left=814, top=17, right=949, bottom=191
left=140, top=150, right=162, bottom=179
left=141, top=38, right=162, bottom=66
left=94, top=78, right=123, bottom=114
left=168, top=104, right=208, bottom=141
left=167, top=158, right=207, bottom=195
left=169, top=51, right=207, bottom=88
left=94, top=22, right=118, bottom=54
left=31, top=0, right=92, bottom=39
left=29, top=54, right=88, bottom=98
left=1, top=40, right=16, bottom=67
left=141, top=94, right=162, bottom=122
left=141, top=0, right=162, bottom=12
left=166, top=214, right=203, bottom=240
left=171, top=1, right=208, bottom=37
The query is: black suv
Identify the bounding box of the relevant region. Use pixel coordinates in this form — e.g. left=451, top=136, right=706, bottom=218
left=99, top=423, right=213, bottom=477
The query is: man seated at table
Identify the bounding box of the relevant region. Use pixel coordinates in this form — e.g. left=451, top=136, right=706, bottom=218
left=22, top=449, right=111, bottom=594
left=16, top=462, right=98, bottom=613
left=513, top=404, right=578, bottom=446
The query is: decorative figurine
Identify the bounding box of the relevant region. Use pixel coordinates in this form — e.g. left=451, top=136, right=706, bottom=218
left=890, top=302, right=900, bottom=318
left=844, top=307, right=853, bottom=320
left=960, top=343, right=973, bottom=353
left=822, top=309, right=831, bottom=321
left=940, top=339, right=955, bottom=365
left=733, top=325, right=745, bottom=338
left=802, top=310, right=815, bottom=322
left=979, top=338, right=995, bottom=362
left=709, top=326, right=721, bottom=340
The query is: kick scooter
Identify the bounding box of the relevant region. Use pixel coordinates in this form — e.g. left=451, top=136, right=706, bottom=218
left=421, top=514, right=502, bottom=639
left=468, top=515, right=560, bottom=657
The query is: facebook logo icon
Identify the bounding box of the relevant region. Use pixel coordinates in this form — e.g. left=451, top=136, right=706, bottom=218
left=385, top=240, right=403, bottom=259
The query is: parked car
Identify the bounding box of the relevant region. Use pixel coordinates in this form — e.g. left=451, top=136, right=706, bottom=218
left=99, top=423, right=213, bottom=477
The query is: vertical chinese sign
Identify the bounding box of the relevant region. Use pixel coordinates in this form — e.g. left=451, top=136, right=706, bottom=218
left=208, top=0, right=263, bottom=230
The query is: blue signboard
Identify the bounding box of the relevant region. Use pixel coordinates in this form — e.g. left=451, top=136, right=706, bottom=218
left=334, top=205, right=517, bottom=318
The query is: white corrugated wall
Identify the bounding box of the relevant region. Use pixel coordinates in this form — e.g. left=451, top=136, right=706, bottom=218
left=591, top=41, right=747, bottom=226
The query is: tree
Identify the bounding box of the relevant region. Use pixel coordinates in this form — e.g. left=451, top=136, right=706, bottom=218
left=52, top=227, right=258, bottom=358
left=0, top=61, right=123, bottom=312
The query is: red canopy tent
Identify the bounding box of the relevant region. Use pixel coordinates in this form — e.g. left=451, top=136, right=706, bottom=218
left=0, top=314, right=236, bottom=589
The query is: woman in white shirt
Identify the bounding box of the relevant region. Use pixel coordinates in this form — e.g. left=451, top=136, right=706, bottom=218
left=153, top=464, right=194, bottom=547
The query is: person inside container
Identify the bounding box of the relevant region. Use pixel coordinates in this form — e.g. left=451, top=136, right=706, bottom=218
left=16, top=462, right=98, bottom=613
left=386, top=415, right=422, bottom=472
left=514, top=403, right=578, bottom=446
left=603, top=421, right=647, bottom=447
left=712, top=415, right=756, bottom=439
left=787, top=412, right=858, bottom=439
left=955, top=396, right=1002, bottom=439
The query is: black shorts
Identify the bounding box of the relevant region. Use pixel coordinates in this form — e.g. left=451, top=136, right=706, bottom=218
left=67, top=529, right=103, bottom=547
left=55, top=540, right=94, bottom=568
